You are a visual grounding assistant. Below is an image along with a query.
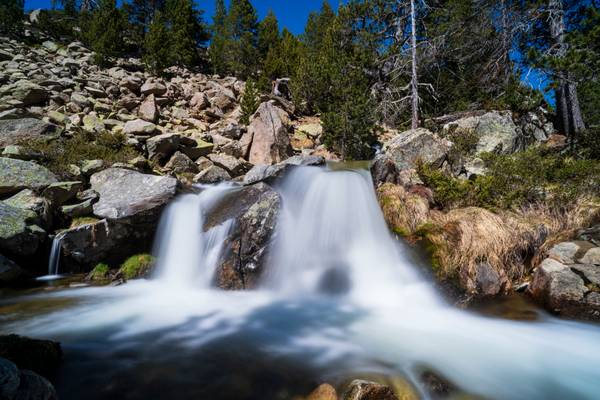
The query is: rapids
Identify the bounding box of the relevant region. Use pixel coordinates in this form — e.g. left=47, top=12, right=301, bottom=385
left=2, top=165, right=600, bottom=399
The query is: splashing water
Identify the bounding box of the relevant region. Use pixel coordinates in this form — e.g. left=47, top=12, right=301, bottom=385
left=4, top=165, right=600, bottom=400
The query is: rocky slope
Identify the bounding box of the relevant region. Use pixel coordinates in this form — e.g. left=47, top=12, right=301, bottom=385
left=0, top=32, right=329, bottom=284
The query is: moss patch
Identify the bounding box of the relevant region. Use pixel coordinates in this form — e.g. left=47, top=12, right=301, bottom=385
left=118, top=254, right=155, bottom=280
left=88, top=263, right=110, bottom=281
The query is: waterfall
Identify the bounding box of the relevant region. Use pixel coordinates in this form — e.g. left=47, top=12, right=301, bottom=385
left=36, top=234, right=64, bottom=281
left=152, top=184, right=235, bottom=288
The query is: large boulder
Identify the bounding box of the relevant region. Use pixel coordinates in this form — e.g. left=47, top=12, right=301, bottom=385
left=529, top=257, right=600, bottom=321
left=138, top=94, right=158, bottom=122
left=442, top=111, right=521, bottom=155
left=248, top=102, right=291, bottom=165
left=60, top=219, right=155, bottom=272
left=0, top=202, right=45, bottom=259
left=0, top=335, right=62, bottom=379
left=382, top=128, right=452, bottom=170
left=90, top=168, right=177, bottom=221
left=0, top=158, right=58, bottom=196
left=0, top=118, right=57, bottom=147
left=204, top=183, right=281, bottom=289
left=0, top=254, right=28, bottom=285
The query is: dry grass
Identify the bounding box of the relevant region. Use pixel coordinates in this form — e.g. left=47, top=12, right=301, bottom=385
left=377, top=183, right=429, bottom=238
left=378, top=182, right=600, bottom=294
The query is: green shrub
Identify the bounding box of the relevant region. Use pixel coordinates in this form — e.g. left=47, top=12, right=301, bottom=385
left=20, top=131, right=139, bottom=179
left=418, top=147, right=600, bottom=210
left=240, top=78, right=260, bottom=124
left=118, top=254, right=155, bottom=280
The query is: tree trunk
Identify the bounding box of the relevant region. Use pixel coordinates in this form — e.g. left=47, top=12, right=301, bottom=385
left=410, top=0, right=419, bottom=129
left=548, top=0, right=585, bottom=138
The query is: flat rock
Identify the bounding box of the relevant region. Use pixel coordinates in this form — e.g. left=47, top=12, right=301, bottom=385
left=0, top=158, right=57, bottom=196
left=0, top=118, right=57, bottom=147
left=123, top=119, right=157, bottom=136
left=90, top=168, right=177, bottom=221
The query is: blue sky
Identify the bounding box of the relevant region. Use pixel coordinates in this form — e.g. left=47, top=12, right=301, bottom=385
left=24, top=0, right=333, bottom=34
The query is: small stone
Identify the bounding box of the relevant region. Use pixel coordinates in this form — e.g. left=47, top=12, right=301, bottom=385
left=164, top=151, right=198, bottom=174
left=1, top=145, right=42, bottom=161
left=193, top=165, right=231, bottom=184
left=123, top=119, right=157, bottom=136
left=307, top=383, right=337, bottom=400
left=61, top=199, right=94, bottom=218
left=579, top=247, right=600, bottom=265
left=140, top=80, right=167, bottom=96
left=80, top=159, right=104, bottom=176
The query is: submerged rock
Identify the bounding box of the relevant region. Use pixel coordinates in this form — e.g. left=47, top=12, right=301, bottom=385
left=205, top=183, right=281, bottom=289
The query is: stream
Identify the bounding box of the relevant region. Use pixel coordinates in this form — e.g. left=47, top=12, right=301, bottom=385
left=2, top=165, right=600, bottom=399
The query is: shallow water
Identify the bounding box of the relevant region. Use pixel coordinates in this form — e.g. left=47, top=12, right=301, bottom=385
left=2, top=165, right=600, bottom=400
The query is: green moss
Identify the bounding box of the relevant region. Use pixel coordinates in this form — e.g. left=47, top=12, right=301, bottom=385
left=119, top=254, right=155, bottom=280
left=88, top=263, right=110, bottom=281
left=70, top=217, right=100, bottom=228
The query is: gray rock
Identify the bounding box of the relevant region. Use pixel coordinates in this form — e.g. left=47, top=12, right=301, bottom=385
left=193, top=165, right=231, bottom=184
left=70, top=93, right=93, bottom=108
left=530, top=258, right=587, bottom=311
left=248, top=102, right=291, bottom=165
left=139, top=93, right=158, bottom=122
left=0, top=158, right=57, bottom=196
left=163, top=151, right=198, bottom=174
left=5, top=81, right=48, bottom=106
left=0, top=357, right=20, bottom=399
left=180, top=138, right=213, bottom=160
left=146, top=133, right=180, bottom=163
left=383, top=128, right=452, bottom=170
left=123, top=119, right=157, bottom=136
left=243, top=155, right=325, bottom=185
left=61, top=199, right=94, bottom=218
left=140, top=80, right=167, bottom=96
left=13, top=370, right=57, bottom=400
left=205, top=183, right=281, bottom=289
left=42, top=181, right=82, bottom=205
left=3, top=189, right=51, bottom=227
left=0, top=202, right=45, bottom=258
left=1, top=145, right=42, bottom=161
left=571, top=264, right=600, bottom=286
left=90, top=168, right=177, bottom=221
left=548, top=241, right=594, bottom=265
left=0, top=254, right=27, bottom=284
left=207, top=153, right=247, bottom=177
left=370, top=154, right=400, bottom=186
left=474, top=261, right=503, bottom=296
left=443, top=111, right=521, bottom=155
left=579, top=247, right=600, bottom=265
left=0, top=118, right=57, bottom=147
left=80, top=159, right=105, bottom=176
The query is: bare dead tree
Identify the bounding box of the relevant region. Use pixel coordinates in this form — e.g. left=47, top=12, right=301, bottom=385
left=410, top=0, right=419, bottom=129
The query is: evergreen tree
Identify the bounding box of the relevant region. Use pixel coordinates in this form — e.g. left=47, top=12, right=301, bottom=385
left=164, top=0, right=208, bottom=67
left=209, top=0, right=230, bottom=75
left=143, top=10, right=171, bottom=74
left=127, top=0, right=166, bottom=45
left=258, top=10, right=280, bottom=60
left=86, top=0, right=127, bottom=66
left=227, top=0, right=259, bottom=78
left=302, top=1, right=335, bottom=51
left=0, top=0, right=24, bottom=36
left=241, top=78, right=260, bottom=124
left=262, top=28, right=303, bottom=81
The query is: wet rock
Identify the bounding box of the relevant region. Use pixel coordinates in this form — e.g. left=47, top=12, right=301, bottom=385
left=529, top=258, right=587, bottom=312
left=0, top=254, right=28, bottom=284
left=0, top=357, right=20, bottom=399
left=205, top=183, right=281, bottom=289
left=383, top=128, right=452, bottom=170
left=306, top=383, right=337, bottom=400
left=90, top=168, right=177, bottom=221
left=248, top=102, right=291, bottom=165
left=13, top=370, right=58, bottom=400
left=243, top=155, right=325, bottom=185
left=193, top=165, right=231, bottom=184
left=146, top=133, right=180, bottom=163
left=342, top=379, right=398, bottom=400
left=0, top=118, right=57, bottom=147
left=0, top=335, right=62, bottom=379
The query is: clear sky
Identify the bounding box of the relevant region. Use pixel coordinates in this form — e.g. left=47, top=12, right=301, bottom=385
left=23, top=0, right=334, bottom=34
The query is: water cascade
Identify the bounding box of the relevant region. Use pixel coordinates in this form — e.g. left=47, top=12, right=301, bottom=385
left=36, top=233, right=65, bottom=281
left=4, top=165, right=600, bottom=400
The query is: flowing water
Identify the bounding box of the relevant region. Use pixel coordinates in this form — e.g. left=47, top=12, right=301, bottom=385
left=35, top=234, right=65, bottom=282
left=2, top=165, right=600, bottom=399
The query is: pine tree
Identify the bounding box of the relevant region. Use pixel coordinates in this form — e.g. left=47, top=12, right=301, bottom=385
left=258, top=10, right=280, bottom=60
left=0, top=0, right=24, bottom=36
left=240, top=78, right=260, bottom=124
left=263, top=28, right=303, bottom=81
left=143, top=10, right=171, bottom=74
left=164, top=0, right=208, bottom=67
left=228, top=0, right=259, bottom=78
left=302, top=1, right=335, bottom=51
left=209, top=0, right=230, bottom=75
left=86, top=0, right=127, bottom=66
left=127, top=0, right=166, bottom=45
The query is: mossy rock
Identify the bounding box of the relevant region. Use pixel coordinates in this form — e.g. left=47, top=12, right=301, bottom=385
left=87, top=263, right=110, bottom=281
left=69, top=216, right=100, bottom=229
left=117, top=254, right=155, bottom=280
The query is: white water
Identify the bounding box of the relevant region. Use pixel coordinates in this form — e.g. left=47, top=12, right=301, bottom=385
left=5, top=165, right=600, bottom=399
left=36, top=233, right=64, bottom=281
